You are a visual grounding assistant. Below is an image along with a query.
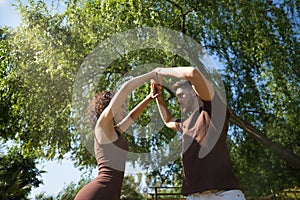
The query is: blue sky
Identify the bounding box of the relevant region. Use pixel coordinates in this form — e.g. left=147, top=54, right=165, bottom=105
left=30, top=157, right=96, bottom=198
left=0, top=0, right=21, bottom=27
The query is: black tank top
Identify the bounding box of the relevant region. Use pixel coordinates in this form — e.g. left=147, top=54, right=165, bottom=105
left=177, top=93, right=241, bottom=195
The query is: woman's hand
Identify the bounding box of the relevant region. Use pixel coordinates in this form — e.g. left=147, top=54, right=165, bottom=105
left=150, top=79, right=162, bottom=99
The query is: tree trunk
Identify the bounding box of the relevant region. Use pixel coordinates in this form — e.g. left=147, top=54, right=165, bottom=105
left=229, top=108, right=300, bottom=170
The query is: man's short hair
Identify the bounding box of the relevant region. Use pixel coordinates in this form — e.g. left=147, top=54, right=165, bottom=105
left=172, top=80, right=193, bottom=92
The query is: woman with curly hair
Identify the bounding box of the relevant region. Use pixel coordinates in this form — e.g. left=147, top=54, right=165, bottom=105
left=74, top=71, right=159, bottom=200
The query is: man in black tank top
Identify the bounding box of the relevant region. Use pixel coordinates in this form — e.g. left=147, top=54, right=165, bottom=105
left=154, top=67, right=246, bottom=200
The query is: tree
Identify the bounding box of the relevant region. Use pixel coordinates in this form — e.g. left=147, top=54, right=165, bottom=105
left=0, top=145, right=44, bottom=200
left=2, top=0, right=299, bottom=197
left=121, top=175, right=145, bottom=200
left=0, top=27, right=20, bottom=140
left=0, top=27, right=45, bottom=199
left=34, top=193, right=55, bottom=200
left=56, top=176, right=91, bottom=200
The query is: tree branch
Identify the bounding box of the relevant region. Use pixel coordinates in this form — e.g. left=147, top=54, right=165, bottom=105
left=229, top=107, right=300, bottom=169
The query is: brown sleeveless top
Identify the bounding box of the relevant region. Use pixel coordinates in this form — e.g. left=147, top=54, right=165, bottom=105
left=176, top=93, right=241, bottom=195
left=94, top=131, right=128, bottom=199
left=74, top=130, right=128, bottom=200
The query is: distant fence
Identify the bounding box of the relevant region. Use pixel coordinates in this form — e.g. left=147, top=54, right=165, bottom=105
left=147, top=186, right=185, bottom=200
left=279, top=188, right=300, bottom=200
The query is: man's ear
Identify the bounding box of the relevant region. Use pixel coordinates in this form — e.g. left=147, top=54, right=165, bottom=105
left=192, top=90, right=197, bottom=96
left=191, top=85, right=198, bottom=96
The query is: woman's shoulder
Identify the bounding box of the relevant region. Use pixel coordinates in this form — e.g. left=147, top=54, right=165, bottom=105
left=95, top=122, right=118, bottom=144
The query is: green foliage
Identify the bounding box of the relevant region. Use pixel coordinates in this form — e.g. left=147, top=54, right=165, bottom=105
left=228, top=135, right=300, bottom=197
left=0, top=27, right=19, bottom=140
left=34, top=193, right=55, bottom=200
left=56, top=176, right=91, bottom=200
left=121, top=175, right=145, bottom=200
left=0, top=145, right=44, bottom=200
left=0, top=0, right=299, bottom=198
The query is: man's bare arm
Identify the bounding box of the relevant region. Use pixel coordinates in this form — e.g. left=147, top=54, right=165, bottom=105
left=156, top=67, right=215, bottom=101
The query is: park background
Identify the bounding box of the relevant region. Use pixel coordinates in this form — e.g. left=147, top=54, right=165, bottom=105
left=0, top=0, right=299, bottom=199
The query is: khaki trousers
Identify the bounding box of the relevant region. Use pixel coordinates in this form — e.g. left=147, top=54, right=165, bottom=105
left=186, top=190, right=246, bottom=200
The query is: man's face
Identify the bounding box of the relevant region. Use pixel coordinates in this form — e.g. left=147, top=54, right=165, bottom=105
left=175, top=87, right=195, bottom=113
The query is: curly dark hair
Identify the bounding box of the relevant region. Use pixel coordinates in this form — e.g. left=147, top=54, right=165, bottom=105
left=87, top=91, right=115, bottom=129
